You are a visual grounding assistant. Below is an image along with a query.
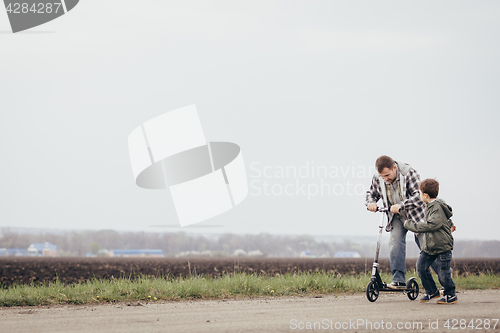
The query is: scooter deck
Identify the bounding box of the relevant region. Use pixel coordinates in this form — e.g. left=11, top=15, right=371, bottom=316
left=378, top=287, right=414, bottom=292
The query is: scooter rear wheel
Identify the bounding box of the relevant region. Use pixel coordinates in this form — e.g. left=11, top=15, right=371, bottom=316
left=406, top=279, right=419, bottom=301
left=366, top=280, right=379, bottom=302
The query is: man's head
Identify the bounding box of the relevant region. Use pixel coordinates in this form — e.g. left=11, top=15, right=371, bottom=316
left=419, top=178, right=439, bottom=203
left=376, top=155, right=397, bottom=183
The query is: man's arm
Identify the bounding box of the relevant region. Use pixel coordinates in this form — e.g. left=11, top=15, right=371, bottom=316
left=404, top=206, right=443, bottom=233
left=402, top=168, right=424, bottom=210
left=365, top=176, right=381, bottom=211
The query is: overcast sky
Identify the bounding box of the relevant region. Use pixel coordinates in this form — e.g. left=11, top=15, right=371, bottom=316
left=1, top=1, right=499, bottom=240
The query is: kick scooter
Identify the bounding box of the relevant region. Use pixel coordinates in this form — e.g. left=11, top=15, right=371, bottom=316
left=366, top=207, right=419, bottom=302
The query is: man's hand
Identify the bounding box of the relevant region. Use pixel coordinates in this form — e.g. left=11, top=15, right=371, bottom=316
left=451, top=225, right=456, bottom=232
left=367, top=203, right=378, bottom=212
left=390, top=204, right=401, bottom=214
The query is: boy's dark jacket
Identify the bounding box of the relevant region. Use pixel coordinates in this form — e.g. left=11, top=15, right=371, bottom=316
left=404, top=199, right=454, bottom=255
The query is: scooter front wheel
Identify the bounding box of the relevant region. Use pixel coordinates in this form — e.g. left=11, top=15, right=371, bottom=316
left=366, top=280, right=379, bottom=302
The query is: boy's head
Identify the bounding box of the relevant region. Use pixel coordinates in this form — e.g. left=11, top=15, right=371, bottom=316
left=419, top=179, right=439, bottom=203
left=375, top=155, right=397, bottom=183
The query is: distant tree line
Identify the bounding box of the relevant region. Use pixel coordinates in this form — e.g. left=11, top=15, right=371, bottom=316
left=0, top=228, right=499, bottom=258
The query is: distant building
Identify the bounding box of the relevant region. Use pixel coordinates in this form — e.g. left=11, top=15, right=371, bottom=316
left=27, top=242, right=57, bottom=257
left=175, top=250, right=211, bottom=258
left=334, top=251, right=361, bottom=258
left=109, top=249, right=164, bottom=257
left=86, top=249, right=111, bottom=257
left=0, top=248, right=28, bottom=257
left=7, top=248, right=28, bottom=256
left=233, top=249, right=247, bottom=257
left=97, top=249, right=110, bottom=257
left=247, top=250, right=264, bottom=257
left=300, top=251, right=317, bottom=258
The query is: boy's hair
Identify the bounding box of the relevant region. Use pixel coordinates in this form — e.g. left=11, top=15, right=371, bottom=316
left=375, top=155, right=395, bottom=173
left=419, top=179, right=439, bottom=199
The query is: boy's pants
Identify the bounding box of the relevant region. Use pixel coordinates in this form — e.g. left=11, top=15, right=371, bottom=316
left=417, top=250, right=456, bottom=296
left=415, top=234, right=440, bottom=275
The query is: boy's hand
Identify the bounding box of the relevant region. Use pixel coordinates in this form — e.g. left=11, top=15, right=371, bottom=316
left=451, top=225, right=456, bottom=232
left=390, top=204, right=401, bottom=214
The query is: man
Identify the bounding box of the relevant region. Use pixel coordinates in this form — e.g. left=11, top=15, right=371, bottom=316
left=365, top=155, right=425, bottom=289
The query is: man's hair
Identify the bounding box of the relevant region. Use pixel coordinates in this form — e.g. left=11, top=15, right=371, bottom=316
left=419, top=179, right=439, bottom=199
left=375, top=155, right=395, bottom=173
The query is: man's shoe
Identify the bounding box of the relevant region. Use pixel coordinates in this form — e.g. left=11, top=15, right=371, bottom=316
left=387, top=282, right=406, bottom=289
left=419, top=290, right=441, bottom=303
left=437, top=295, right=458, bottom=304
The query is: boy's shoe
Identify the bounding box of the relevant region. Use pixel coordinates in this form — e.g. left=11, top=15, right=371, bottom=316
left=419, top=290, right=441, bottom=303
left=437, top=295, right=458, bottom=304
left=387, top=282, right=406, bottom=289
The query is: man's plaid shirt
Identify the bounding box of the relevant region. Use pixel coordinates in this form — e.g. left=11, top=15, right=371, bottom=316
left=365, top=162, right=425, bottom=231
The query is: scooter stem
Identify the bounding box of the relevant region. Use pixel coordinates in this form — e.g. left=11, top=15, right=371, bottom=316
left=373, top=208, right=388, bottom=264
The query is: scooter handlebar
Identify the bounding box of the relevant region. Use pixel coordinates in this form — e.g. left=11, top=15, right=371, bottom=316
left=367, top=207, right=388, bottom=213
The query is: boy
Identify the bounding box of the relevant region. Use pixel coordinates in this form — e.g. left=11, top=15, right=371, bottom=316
left=404, top=179, right=457, bottom=304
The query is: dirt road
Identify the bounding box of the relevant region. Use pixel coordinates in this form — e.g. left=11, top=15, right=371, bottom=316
left=1, top=290, right=499, bottom=332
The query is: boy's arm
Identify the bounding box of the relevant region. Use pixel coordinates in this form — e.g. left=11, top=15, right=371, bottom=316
left=448, top=218, right=456, bottom=232
left=365, top=176, right=381, bottom=206
left=404, top=205, right=444, bottom=233
left=401, top=168, right=423, bottom=210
